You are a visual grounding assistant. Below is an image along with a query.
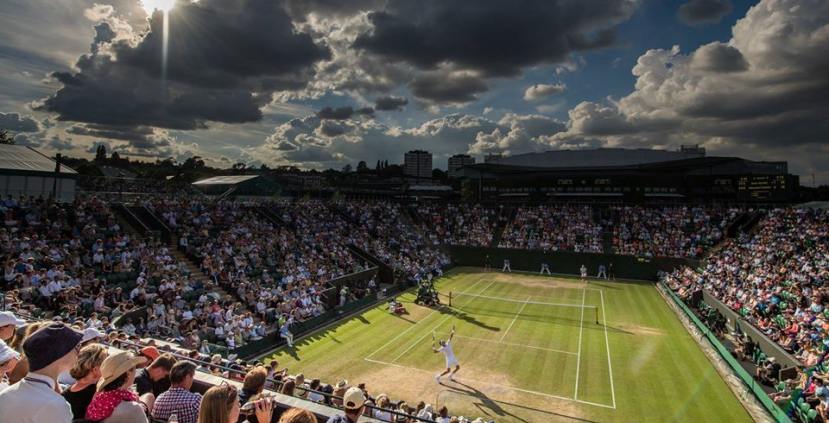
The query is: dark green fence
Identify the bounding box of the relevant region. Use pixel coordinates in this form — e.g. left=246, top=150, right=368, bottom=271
left=446, top=245, right=696, bottom=281
left=660, top=282, right=791, bottom=423
left=234, top=293, right=379, bottom=359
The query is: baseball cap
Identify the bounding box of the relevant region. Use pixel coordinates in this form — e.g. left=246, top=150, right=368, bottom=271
left=342, top=386, right=366, bottom=410
left=0, top=311, right=25, bottom=328
left=140, top=346, right=160, bottom=362
left=81, top=327, right=105, bottom=343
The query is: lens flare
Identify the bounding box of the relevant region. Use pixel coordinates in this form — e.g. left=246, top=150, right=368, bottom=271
left=141, top=0, right=176, bottom=14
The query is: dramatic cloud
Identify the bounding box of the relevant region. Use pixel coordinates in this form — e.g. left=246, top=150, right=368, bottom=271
left=66, top=124, right=173, bottom=150
left=678, top=0, right=733, bottom=26
left=254, top=112, right=572, bottom=168
left=551, top=0, right=829, bottom=177
left=523, top=83, right=567, bottom=101
left=409, top=69, right=488, bottom=104
left=316, top=106, right=374, bottom=120
left=0, top=112, right=40, bottom=132
left=36, top=0, right=330, bottom=131
left=374, top=95, right=408, bottom=111
left=690, top=42, right=748, bottom=73
left=354, top=0, right=636, bottom=78
left=469, top=113, right=567, bottom=155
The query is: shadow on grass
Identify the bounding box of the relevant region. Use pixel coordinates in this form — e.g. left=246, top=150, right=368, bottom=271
left=440, top=380, right=598, bottom=423
left=439, top=305, right=501, bottom=332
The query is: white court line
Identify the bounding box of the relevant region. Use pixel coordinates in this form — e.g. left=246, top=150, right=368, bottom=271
left=390, top=279, right=496, bottom=363
left=600, top=289, right=617, bottom=409
left=453, top=292, right=596, bottom=309
left=573, top=288, right=587, bottom=400
left=365, top=278, right=485, bottom=360
left=363, top=356, right=616, bottom=410
left=499, top=295, right=532, bottom=341
left=433, top=331, right=577, bottom=356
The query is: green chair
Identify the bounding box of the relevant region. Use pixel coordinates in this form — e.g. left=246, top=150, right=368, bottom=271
left=807, top=408, right=818, bottom=423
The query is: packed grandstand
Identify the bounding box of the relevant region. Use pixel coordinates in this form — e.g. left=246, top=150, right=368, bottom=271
left=1, top=183, right=828, bottom=422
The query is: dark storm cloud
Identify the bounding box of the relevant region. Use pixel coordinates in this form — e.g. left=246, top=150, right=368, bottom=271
left=691, top=43, right=748, bottom=73
left=678, top=0, right=733, bottom=26
left=374, top=95, right=408, bottom=111
left=37, top=0, right=330, bottom=130
left=67, top=123, right=171, bottom=149
left=0, top=112, right=40, bottom=132
left=353, top=0, right=636, bottom=77
left=316, top=106, right=374, bottom=120
left=409, top=71, right=488, bottom=103
left=284, top=0, right=384, bottom=20
left=318, top=120, right=351, bottom=137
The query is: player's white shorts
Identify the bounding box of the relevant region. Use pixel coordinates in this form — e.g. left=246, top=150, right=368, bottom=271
left=445, top=357, right=460, bottom=368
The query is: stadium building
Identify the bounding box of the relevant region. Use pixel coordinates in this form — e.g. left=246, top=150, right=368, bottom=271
left=453, top=147, right=797, bottom=202
left=0, top=144, right=77, bottom=202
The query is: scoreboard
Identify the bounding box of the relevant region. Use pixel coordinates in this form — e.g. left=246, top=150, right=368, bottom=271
left=736, top=175, right=793, bottom=200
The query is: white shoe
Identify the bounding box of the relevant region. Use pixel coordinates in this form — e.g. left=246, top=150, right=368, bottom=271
left=435, top=374, right=442, bottom=383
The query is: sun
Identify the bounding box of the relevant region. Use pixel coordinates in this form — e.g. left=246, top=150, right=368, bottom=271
left=141, top=0, right=176, bottom=14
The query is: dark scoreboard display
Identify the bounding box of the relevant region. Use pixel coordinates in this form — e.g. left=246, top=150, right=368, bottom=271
left=736, top=175, right=790, bottom=200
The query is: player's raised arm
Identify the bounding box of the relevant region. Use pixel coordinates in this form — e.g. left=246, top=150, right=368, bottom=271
left=448, top=326, right=455, bottom=342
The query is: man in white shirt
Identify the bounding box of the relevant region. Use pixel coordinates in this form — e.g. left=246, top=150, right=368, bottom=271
left=0, top=323, right=83, bottom=422
left=432, top=328, right=460, bottom=383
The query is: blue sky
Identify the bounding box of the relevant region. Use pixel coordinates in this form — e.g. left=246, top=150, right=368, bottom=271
left=0, top=0, right=827, bottom=182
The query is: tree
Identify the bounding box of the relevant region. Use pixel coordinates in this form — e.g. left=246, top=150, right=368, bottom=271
left=357, top=160, right=368, bottom=173
left=375, top=160, right=381, bottom=170
left=111, top=151, right=121, bottom=161
left=342, top=164, right=352, bottom=173
left=0, top=130, right=14, bottom=145
left=94, top=144, right=107, bottom=162
left=461, top=178, right=478, bottom=202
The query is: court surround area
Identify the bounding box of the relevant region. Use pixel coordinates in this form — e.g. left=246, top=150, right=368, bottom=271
left=264, top=268, right=753, bottom=422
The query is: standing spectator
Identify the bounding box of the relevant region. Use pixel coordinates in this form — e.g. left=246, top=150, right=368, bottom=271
left=580, top=264, right=588, bottom=281
left=86, top=351, right=149, bottom=423
left=0, top=323, right=84, bottom=423
left=608, top=262, right=615, bottom=280
left=152, top=361, right=201, bottom=423
left=63, top=344, right=108, bottom=419
left=326, top=387, right=366, bottom=423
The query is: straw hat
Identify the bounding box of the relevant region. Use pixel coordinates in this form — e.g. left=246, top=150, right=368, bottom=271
left=97, top=351, right=147, bottom=391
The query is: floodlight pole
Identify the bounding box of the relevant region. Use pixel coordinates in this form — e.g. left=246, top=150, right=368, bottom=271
left=52, top=153, right=61, bottom=200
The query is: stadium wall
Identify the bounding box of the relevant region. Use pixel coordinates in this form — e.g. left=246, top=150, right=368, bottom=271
left=702, top=291, right=800, bottom=368
left=445, top=245, right=696, bottom=280
left=659, top=282, right=791, bottom=423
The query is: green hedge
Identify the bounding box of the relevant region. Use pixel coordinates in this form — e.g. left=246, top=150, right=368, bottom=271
left=660, top=282, right=791, bottom=423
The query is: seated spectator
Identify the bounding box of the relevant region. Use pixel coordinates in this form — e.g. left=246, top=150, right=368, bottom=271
left=152, top=361, right=201, bottom=423
left=0, top=341, right=21, bottom=391
left=198, top=384, right=272, bottom=423
left=63, top=343, right=108, bottom=419
left=135, top=353, right=176, bottom=402
left=326, top=387, right=366, bottom=423
left=239, top=366, right=268, bottom=406
left=278, top=407, right=318, bottom=423
left=86, top=351, right=149, bottom=422
left=0, top=323, right=83, bottom=423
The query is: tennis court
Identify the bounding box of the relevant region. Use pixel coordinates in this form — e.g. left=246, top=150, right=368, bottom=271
left=262, top=268, right=752, bottom=422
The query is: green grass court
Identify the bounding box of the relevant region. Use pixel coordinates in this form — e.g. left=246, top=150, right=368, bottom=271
left=264, top=268, right=753, bottom=422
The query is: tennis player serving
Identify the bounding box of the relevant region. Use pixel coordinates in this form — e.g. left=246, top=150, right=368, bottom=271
left=433, top=326, right=460, bottom=383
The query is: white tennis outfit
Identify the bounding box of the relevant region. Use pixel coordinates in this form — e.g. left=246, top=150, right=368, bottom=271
left=439, top=341, right=459, bottom=368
